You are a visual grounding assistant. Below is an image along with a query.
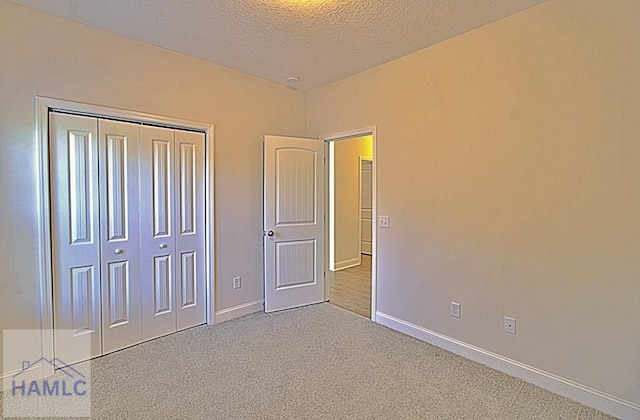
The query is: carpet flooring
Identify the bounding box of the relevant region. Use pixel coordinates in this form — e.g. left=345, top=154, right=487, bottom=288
left=1, top=304, right=616, bottom=419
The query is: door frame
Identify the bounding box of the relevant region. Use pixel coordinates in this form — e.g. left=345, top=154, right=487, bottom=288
left=321, top=127, right=377, bottom=321
left=35, top=96, right=215, bottom=377
left=359, top=157, right=373, bottom=257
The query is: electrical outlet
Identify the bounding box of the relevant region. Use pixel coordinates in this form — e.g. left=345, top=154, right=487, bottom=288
left=450, top=302, right=461, bottom=318
left=504, top=316, right=516, bottom=334
left=233, top=276, right=242, bottom=290
left=379, top=215, right=390, bottom=228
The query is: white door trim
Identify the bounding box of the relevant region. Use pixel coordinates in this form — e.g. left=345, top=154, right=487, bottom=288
left=321, top=127, right=377, bottom=321
left=35, top=96, right=215, bottom=377
left=359, top=157, right=373, bottom=257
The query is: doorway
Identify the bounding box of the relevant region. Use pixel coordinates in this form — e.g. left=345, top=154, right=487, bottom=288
left=325, top=130, right=376, bottom=319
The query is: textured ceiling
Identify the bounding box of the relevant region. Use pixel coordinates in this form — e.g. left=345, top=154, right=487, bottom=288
left=8, top=0, right=547, bottom=90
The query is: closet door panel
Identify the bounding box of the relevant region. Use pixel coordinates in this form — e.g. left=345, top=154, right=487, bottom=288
left=50, top=113, right=102, bottom=363
left=139, top=126, right=177, bottom=340
left=175, top=130, right=206, bottom=330
left=98, top=119, right=143, bottom=353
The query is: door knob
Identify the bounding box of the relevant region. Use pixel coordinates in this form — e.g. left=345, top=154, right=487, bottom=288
left=114, top=248, right=123, bottom=255
left=159, top=243, right=168, bottom=249
left=266, top=230, right=275, bottom=237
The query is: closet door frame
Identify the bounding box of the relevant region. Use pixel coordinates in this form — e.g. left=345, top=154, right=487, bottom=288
left=35, top=96, right=215, bottom=378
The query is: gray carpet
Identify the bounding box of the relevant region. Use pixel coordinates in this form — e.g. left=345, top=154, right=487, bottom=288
left=1, top=303, right=616, bottom=419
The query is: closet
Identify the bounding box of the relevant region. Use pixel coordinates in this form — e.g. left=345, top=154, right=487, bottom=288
left=50, top=112, right=205, bottom=364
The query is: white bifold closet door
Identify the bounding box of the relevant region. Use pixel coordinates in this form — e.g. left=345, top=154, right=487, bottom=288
left=98, top=119, right=144, bottom=354
left=139, top=126, right=206, bottom=340
left=51, top=112, right=205, bottom=365
left=173, top=129, right=206, bottom=330
left=51, top=113, right=102, bottom=362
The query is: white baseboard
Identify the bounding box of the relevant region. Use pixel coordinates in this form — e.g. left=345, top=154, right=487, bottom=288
left=215, top=299, right=264, bottom=323
left=2, top=363, right=44, bottom=391
left=376, top=311, right=640, bottom=420
left=334, top=257, right=361, bottom=271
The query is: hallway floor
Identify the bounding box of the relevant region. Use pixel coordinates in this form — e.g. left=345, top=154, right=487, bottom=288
left=330, top=254, right=372, bottom=318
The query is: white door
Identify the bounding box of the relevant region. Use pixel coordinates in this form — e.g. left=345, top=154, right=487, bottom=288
left=98, top=119, right=143, bottom=354
left=264, top=135, right=325, bottom=312
left=51, top=113, right=207, bottom=362
left=50, top=113, right=102, bottom=363
left=139, top=126, right=177, bottom=340
left=174, top=129, right=206, bottom=330
left=139, top=127, right=206, bottom=337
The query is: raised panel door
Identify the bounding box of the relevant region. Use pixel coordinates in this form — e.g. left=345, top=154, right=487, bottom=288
left=264, top=136, right=325, bottom=312
left=98, top=119, right=143, bottom=353
left=50, top=112, right=102, bottom=363
left=139, top=126, right=177, bottom=339
left=174, top=130, right=206, bottom=330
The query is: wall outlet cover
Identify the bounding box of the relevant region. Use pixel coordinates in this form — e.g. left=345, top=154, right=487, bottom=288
left=450, top=302, right=461, bottom=318
left=504, top=316, right=516, bottom=334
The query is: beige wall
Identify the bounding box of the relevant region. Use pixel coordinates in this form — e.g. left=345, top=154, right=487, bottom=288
left=0, top=0, right=306, bottom=373
left=332, top=135, right=373, bottom=268
left=309, top=0, right=640, bottom=407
